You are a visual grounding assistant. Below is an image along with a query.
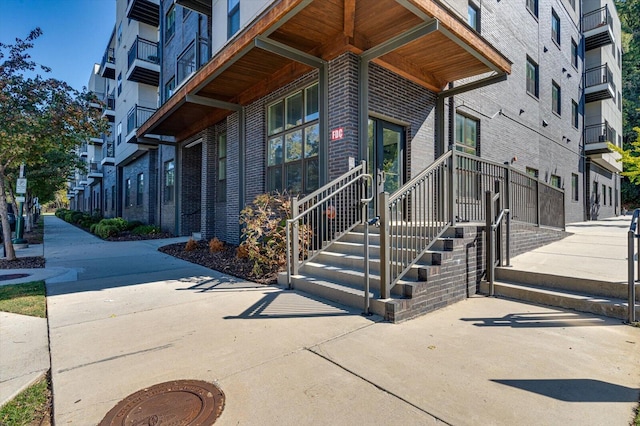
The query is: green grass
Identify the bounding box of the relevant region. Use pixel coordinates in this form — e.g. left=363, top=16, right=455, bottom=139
left=0, top=373, right=50, bottom=425
left=0, top=281, right=46, bottom=318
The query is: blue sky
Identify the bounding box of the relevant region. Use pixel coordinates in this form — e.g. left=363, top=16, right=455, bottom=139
left=0, top=0, right=116, bottom=91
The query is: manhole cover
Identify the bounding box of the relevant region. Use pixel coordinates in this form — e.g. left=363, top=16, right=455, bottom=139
left=99, top=380, right=225, bottom=426
left=0, top=273, right=30, bottom=282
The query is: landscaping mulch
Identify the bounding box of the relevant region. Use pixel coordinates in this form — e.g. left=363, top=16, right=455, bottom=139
left=158, top=240, right=279, bottom=285
left=0, top=256, right=45, bottom=269
left=106, top=231, right=173, bottom=241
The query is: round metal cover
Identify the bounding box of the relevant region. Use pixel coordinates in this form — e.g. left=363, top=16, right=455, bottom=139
left=100, top=380, right=224, bottom=426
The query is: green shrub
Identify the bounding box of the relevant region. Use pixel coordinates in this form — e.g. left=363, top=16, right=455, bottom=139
left=94, top=224, right=119, bottom=239
left=89, top=223, right=97, bottom=234
left=64, top=212, right=73, bottom=223
left=131, top=225, right=160, bottom=235
left=70, top=211, right=84, bottom=224
left=55, top=208, right=69, bottom=219
left=239, top=192, right=311, bottom=276
left=126, top=220, right=144, bottom=231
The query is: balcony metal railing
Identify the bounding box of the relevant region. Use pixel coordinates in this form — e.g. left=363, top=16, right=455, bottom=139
left=102, top=142, right=115, bottom=159
left=582, top=5, right=613, bottom=33
left=102, top=92, right=116, bottom=110
left=101, top=47, right=115, bottom=68
left=585, top=123, right=616, bottom=145
left=128, top=37, right=159, bottom=69
left=127, top=104, right=156, bottom=135
left=584, top=64, right=615, bottom=91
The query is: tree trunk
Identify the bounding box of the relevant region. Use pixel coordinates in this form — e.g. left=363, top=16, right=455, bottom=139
left=0, top=172, right=17, bottom=260
left=25, top=192, right=32, bottom=233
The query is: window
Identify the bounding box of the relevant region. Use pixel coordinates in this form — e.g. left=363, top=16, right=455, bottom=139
left=571, top=174, right=579, bottom=201
left=117, top=122, right=122, bottom=145
left=571, top=100, right=578, bottom=129
left=551, top=10, right=560, bottom=45
left=602, top=184, right=606, bottom=205
left=266, top=83, right=319, bottom=193
left=526, top=167, right=539, bottom=179
left=618, top=91, right=622, bottom=111
left=164, top=77, right=175, bottom=101
left=609, top=186, right=612, bottom=206
left=550, top=175, right=561, bottom=188
left=117, top=72, right=122, bottom=96
left=117, top=22, right=122, bottom=46
left=571, top=39, right=578, bottom=69
left=526, top=57, right=539, bottom=98
left=569, top=0, right=575, bottom=10
left=468, top=3, right=479, bottom=32
left=217, top=133, right=227, bottom=202
left=177, top=42, right=196, bottom=85
left=526, top=0, right=538, bottom=17
left=125, top=178, right=131, bottom=207
left=105, top=188, right=109, bottom=211
left=137, top=173, right=144, bottom=205
left=618, top=48, right=622, bottom=68
left=455, top=113, right=479, bottom=155
left=228, top=0, right=240, bottom=39
left=111, top=185, right=115, bottom=210
left=164, top=161, right=174, bottom=202
left=552, top=81, right=561, bottom=115
left=165, top=6, right=176, bottom=40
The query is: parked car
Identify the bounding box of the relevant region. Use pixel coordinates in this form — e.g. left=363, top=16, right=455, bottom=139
left=1, top=204, right=17, bottom=235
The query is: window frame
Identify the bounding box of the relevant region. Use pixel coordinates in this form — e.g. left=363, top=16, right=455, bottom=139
left=571, top=38, right=578, bottom=69
left=125, top=178, right=131, bottom=207
left=136, top=173, right=144, bottom=206
left=217, top=133, right=227, bottom=202
left=266, top=82, right=320, bottom=194
left=551, top=9, right=561, bottom=46
left=165, top=5, right=176, bottom=41
left=526, top=56, right=539, bottom=98
left=227, top=0, right=240, bottom=39
left=571, top=99, right=579, bottom=129
left=526, top=0, right=538, bottom=18
left=552, top=81, right=561, bottom=116
left=164, top=76, right=176, bottom=102
left=176, top=41, right=196, bottom=86
left=467, top=2, right=480, bottom=32
left=571, top=174, right=579, bottom=202
left=455, top=113, right=479, bottom=156
left=550, top=174, right=561, bottom=189
left=164, top=160, right=175, bottom=203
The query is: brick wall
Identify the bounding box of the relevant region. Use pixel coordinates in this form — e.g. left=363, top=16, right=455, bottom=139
left=180, top=140, right=202, bottom=235
left=121, top=151, right=158, bottom=224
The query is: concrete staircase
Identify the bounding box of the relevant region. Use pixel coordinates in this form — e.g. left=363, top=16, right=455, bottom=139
left=278, top=224, right=475, bottom=322
left=479, top=268, right=640, bottom=320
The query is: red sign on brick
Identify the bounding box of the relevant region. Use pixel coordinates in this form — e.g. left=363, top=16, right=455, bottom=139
left=330, top=127, right=344, bottom=141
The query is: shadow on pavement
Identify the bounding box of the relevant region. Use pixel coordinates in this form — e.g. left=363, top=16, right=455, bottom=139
left=492, top=379, right=639, bottom=402
left=460, top=311, right=610, bottom=327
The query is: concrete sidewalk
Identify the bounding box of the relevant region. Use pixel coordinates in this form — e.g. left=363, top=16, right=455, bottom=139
left=2, top=215, right=639, bottom=424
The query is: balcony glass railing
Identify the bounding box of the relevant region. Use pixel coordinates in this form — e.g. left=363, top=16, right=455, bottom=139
left=102, top=142, right=115, bottom=159
left=128, top=37, right=159, bottom=69
left=102, top=92, right=116, bottom=110
left=127, top=105, right=157, bottom=135
left=582, top=5, right=613, bottom=33
left=584, top=64, right=615, bottom=91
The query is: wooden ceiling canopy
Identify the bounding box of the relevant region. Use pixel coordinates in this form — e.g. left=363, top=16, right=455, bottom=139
left=138, top=0, right=511, bottom=143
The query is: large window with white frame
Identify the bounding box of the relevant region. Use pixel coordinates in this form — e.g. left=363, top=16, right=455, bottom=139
left=266, top=83, right=319, bottom=194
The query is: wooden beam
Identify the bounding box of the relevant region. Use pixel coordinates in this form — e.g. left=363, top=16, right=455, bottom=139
left=344, top=0, right=356, bottom=38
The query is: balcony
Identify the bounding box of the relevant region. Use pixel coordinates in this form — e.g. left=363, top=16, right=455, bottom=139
left=78, top=143, right=88, bottom=157
left=126, top=37, right=160, bottom=86
left=78, top=174, right=89, bottom=185
left=175, top=0, right=211, bottom=16
left=102, top=92, right=115, bottom=122
left=584, top=122, right=622, bottom=173
left=126, top=0, right=159, bottom=27
left=584, top=64, right=615, bottom=103
left=582, top=6, right=614, bottom=50
left=87, top=161, right=103, bottom=179
left=100, top=47, right=115, bottom=79
left=101, top=142, right=115, bottom=166
left=126, top=104, right=156, bottom=143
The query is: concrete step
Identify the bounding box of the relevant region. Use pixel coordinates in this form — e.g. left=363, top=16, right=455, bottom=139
left=479, top=281, right=639, bottom=321
left=313, top=250, right=426, bottom=282
left=495, top=268, right=640, bottom=302
left=279, top=273, right=390, bottom=318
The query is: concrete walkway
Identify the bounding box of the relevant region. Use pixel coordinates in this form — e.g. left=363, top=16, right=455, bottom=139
left=2, top=215, right=640, bottom=425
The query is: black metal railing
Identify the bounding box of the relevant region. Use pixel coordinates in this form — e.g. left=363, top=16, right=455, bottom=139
left=584, top=64, right=615, bottom=91
left=127, top=105, right=156, bottom=134
left=127, top=36, right=159, bottom=69
left=585, top=122, right=615, bottom=145
left=102, top=92, right=115, bottom=110
left=101, top=47, right=115, bottom=69
left=103, top=142, right=115, bottom=159
left=582, top=5, right=613, bottom=33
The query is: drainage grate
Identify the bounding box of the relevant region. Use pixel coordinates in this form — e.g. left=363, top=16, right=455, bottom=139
left=99, top=380, right=225, bottom=425
left=0, top=273, right=30, bottom=282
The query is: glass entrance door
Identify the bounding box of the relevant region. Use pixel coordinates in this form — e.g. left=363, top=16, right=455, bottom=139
left=368, top=118, right=404, bottom=213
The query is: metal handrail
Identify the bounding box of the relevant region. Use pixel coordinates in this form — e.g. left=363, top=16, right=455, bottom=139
left=286, top=161, right=369, bottom=286
left=485, top=180, right=511, bottom=296
left=627, top=209, right=639, bottom=323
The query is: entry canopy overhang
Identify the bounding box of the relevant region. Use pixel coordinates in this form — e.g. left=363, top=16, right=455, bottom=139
left=138, top=0, right=511, bottom=142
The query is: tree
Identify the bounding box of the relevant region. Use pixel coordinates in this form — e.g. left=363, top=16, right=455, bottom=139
left=0, top=28, right=107, bottom=260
